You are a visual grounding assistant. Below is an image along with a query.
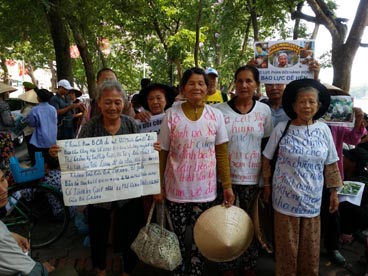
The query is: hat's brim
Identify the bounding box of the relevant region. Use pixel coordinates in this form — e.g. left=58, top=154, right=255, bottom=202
left=139, top=83, right=176, bottom=112
left=69, top=89, right=82, bottom=98
left=18, top=90, right=39, bottom=104
left=0, top=83, right=17, bottom=94
left=282, top=79, right=330, bottom=120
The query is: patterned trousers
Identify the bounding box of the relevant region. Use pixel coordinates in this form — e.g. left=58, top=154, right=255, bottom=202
left=166, top=200, right=213, bottom=276
left=274, top=210, right=320, bottom=276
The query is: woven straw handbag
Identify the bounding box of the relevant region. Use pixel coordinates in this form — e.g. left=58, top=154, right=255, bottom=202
left=131, top=201, right=182, bottom=271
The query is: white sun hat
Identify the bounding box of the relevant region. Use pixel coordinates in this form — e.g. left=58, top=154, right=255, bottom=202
left=194, top=205, right=254, bottom=262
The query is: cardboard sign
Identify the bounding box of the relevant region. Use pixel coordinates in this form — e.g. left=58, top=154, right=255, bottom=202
left=136, top=113, right=165, bottom=133
left=57, top=133, right=160, bottom=206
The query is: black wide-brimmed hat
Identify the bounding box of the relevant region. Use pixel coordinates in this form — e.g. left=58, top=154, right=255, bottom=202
left=282, top=79, right=330, bottom=120
left=35, top=88, right=54, bottom=102
left=139, top=83, right=176, bottom=112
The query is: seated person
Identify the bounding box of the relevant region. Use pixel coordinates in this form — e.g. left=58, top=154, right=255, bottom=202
left=0, top=166, right=78, bottom=276
left=0, top=166, right=54, bottom=275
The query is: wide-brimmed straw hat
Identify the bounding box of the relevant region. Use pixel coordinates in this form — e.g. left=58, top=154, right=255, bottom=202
left=139, top=83, right=176, bottom=111
left=193, top=205, right=254, bottom=262
left=282, top=79, right=330, bottom=120
left=0, top=83, right=17, bottom=94
left=323, top=83, right=350, bottom=96
left=18, top=89, right=39, bottom=104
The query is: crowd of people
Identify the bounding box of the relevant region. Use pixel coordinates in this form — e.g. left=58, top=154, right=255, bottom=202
left=0, top=58, right=368, bottom=276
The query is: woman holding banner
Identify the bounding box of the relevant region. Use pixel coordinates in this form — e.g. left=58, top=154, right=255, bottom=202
left=137, top=83, right=176, bottom=220
left=50, top=80, right=161, bottom=276
left=155, top=67, right=234, bottom=276
left=79, top=80, right=145, bottom=276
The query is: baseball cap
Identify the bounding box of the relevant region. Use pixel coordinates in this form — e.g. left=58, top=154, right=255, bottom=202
left=205, top=67, right=219, bottom=77
left=57, top=79, right=73, bottom=90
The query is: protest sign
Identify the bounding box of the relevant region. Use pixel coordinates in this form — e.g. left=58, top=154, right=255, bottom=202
left=254, top=40, right=315, bottom=84
left=136, top=113, right=164, bottom=133
left=338, top=181, right=365, bottom=206
left=57, top=132, right=160, bottom=206
left=320, top=96, right=354, bottom=127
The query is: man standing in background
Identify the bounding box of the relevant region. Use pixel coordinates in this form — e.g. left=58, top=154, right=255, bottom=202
left=205, top=67, right=229, bottom=105
left=50, top=79, right=81, bottom=140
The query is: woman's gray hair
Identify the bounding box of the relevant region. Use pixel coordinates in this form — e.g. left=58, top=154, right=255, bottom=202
left=97, top=80, right=127, bottom=102
left=294, top=86, right=320, bottom=102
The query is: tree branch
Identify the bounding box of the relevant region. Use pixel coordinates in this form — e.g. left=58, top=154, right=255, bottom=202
left=345, top=0, right=368, bottom=52
left=306, top=0, right=340, bottom=40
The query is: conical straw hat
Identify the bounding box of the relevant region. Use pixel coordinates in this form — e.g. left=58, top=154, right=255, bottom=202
left=194, top=205, right=254, bottom=262
left=18, top=89, right=39, bottom=104
left=0, top=83, right=17, bottom=94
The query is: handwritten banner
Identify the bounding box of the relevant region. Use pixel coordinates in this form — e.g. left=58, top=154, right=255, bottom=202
left=57, top=133, right=160, bottom=206
left=136, top=113, right=165, bottom=133
left=254, top=40, right=315, bottom=84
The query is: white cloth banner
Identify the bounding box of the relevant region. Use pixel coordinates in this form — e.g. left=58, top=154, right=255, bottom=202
left=57, top=133, right=160, bottom=206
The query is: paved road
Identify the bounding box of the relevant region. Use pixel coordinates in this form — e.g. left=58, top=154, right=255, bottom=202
left=28, top=219, right=368, bottom=276
left=13, top=144, right=368, bottom=275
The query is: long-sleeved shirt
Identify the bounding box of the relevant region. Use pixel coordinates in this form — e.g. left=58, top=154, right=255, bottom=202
left=27, top=102, right=57, bottom=148
left=330, top=125, right=367, bottom=179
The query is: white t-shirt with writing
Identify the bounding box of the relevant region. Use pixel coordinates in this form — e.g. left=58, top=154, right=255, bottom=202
left=263, top=121, right=339, bottom=218
left=159, top=104, right=228, bottom=203
left=216, top=101, right=272, bottom=185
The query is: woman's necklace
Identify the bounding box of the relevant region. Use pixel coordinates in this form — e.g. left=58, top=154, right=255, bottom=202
left=182, top=101, right=204, bottom=121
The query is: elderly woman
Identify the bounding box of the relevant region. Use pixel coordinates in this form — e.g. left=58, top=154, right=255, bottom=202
left=80, top=80, right=145, bottom=276
left=139, top=83, right=175, bottom=116
left=216, top=65, right=273, bottom=275
left=155, top=67, right=234, bottom=276
left=262, top=79, right=342, bottom=276
left=137, top=83, right=176, bottom=218
left=50, top=80, right=154, bottom=276
left=136, top=83, right=176, bottom=123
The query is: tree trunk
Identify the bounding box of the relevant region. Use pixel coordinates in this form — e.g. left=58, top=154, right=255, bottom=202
left=44, top=0, right=73, bottom=82
left=48, top=60, right=57, bottom=91
left=294, top=0, right=368, bottom=91
left=194, top=0, right=203, bottom=67
left=0, top=56, right=9, bottom=83
left=331, top=46, right=353, bottom=90
left=248, top=0, right=259, bottom=41
left=293, top=2, right=304, bottom=40
left=68, top=17, right=96, bottom=99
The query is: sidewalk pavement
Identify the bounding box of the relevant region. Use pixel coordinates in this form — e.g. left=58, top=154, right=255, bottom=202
left=31, top=221, right=367, bottom=276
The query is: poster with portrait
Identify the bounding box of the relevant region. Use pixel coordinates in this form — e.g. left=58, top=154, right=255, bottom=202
left=320, top=96, right=355, bottom=127
left=253, top=40, right=315, bottom=84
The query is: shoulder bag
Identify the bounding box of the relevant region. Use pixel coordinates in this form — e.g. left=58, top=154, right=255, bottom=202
left=131, top=201, right=182, bottom=271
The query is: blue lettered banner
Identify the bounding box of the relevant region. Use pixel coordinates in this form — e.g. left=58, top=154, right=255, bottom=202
left=57, top=132, right=160, bottom=206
